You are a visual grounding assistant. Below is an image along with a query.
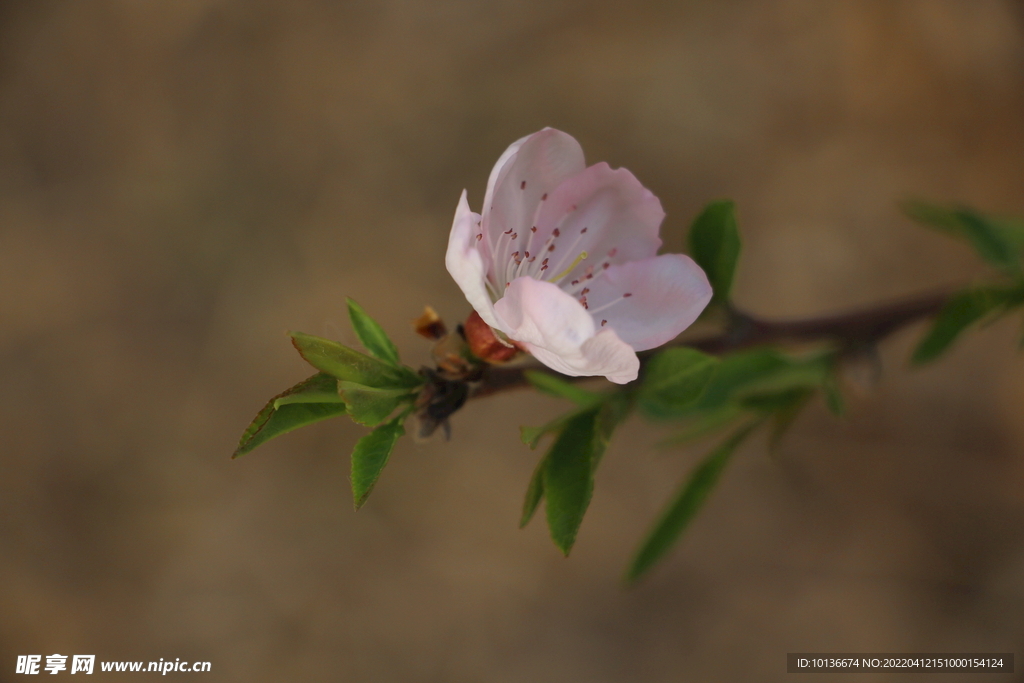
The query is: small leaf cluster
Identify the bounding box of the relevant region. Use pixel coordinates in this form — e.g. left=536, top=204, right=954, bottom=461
left=235, top=299, right=423, bottom=509
left=904, top=202, right=1024, bottom=363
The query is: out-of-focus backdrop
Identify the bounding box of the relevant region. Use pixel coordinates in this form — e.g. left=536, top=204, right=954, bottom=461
left=2, top=1, right=1023, bottom=681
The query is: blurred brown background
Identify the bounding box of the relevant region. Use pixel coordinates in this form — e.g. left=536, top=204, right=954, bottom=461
left=1, top=1, right=1024, bottom=681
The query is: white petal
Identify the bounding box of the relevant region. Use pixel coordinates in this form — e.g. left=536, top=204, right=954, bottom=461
left=493, top=276, right=639, bottom=383
left=484, top=129, right=586, bottom=275
left=482, top=133, right=530, bottom=225
left=528, top=329, right=640, bottom=384
left=527, top=162, right=664, bottom=287
left=445, top=190, right=502, bottom=329
left=585, top=254, right=712, bottom=351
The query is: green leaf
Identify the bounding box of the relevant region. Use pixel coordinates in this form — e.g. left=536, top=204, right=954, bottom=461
left=522, top=394, right=631, bottom=532
left=520, top=404, right=595, bottom=450
left=821, top=370, right=845, bottom=417
left=739, top=386, right=815, bottom=413
left=338, top=381, right=416, bottom=427
left=346, top=298, right=401, bottom=365
left=903, top=201, right=1022, bottom=273
left=657, top=405, right=746, bottom=448
left=234, top=373, right=347, bottom=458
left=520, top=456, right=546, bottom=528
left=271, top=373, right=345, bottom=408
left=543, top=409, right=600, bottom=556
left=638, top=347, right=719, bottom=419
left=690, top=349, right=832, bottom=417
left=626, top=422, right=759, bottom=583
left=688, top=200, right=741, bottom=303
left=525, top=370, right=603, bottom=406
left=290, top=331, right=421, bottom=389
left=767, top=388, right=815, bottom=452
left=911, top=286, right=1024, bottom=364
left=351, top=412, right=407, bottom=509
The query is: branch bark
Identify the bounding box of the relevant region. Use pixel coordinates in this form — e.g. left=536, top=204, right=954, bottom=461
left=470, top=289, right=951, bottom=399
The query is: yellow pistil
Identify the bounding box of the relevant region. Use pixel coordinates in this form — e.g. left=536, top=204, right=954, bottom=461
left=551, top=251, right=588, bottom=282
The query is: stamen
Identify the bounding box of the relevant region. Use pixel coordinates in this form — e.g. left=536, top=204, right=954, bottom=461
left=520, top=180, right=526, bottom=190
left=476, top=234, right=482, bottom=241
left=504, top=228, right=513, bottom=235
left=601, top=319, right=607, bottom=326
left=511, top=232, right=517, bottom=240
left=541, top=193, right=548, bottom=200
left=551, top=251, right=589, bottom=281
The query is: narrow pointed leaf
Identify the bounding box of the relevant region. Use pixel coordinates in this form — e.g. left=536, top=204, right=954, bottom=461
left=346, top=298, right=401, bottom=365
left=693, top=349, right=829, bottom=414
left=911, top=287, right=1021, bottom=365
left=520, top=456, right=546, bottom=528
left=520, top=404, right=598, bottom=450
left=638, top=347, right=718, bottom=419
left=592, top=392, right=631, bottom=468
left=523, top=395, right=629, bottom=533
left=290, top=331, right=421, bottom=388
left=903, top=201, right=1022, bottom=273
left=525, top=370, right=603, bottom=406
left=338, top=381, right=415, bottom=427
left=688, top=200, right=741, bottom=303
left=657, top=405, right=746, bottom=448
left=768, top=388, right=814, bottom=452
left=627, top=422, right=758, bottom=583
left=351, top=413, right=407, bottom=509
left=543, top=409, right=599, bottom=556
left=821, top=371, right=845, bottom=416
left=234, top=373, right=347, bottom=458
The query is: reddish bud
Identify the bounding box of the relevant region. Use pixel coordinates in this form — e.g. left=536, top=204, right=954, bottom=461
left=463, top=311, right=519, bottom=363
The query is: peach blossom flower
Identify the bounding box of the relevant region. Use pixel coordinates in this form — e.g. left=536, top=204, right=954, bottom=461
left=446, top=128, right=711, bottom=384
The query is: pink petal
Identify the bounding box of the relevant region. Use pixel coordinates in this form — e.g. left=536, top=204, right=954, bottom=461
left=584, top=254, right=712, bottom=351
left=530, top=163, right=664, bottom=287
left=493, top=276, right=640, bottom=383
left=530, top=329, right=641, bottom=384
left=445, top=190, right=502, bottom=329
left=484, top=129, right=586, bottom=276
left=482, top=133, right=530, bottom=226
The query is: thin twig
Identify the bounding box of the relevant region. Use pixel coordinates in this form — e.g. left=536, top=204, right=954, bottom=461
left=470, top=289, right=952, bottom=399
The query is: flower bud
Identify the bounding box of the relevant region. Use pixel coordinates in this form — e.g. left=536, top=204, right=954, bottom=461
left=464, top=310, right=519, bottom=363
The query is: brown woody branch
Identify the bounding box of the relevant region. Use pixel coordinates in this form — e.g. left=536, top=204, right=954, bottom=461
left=470, top=289, right=952, bottom=399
